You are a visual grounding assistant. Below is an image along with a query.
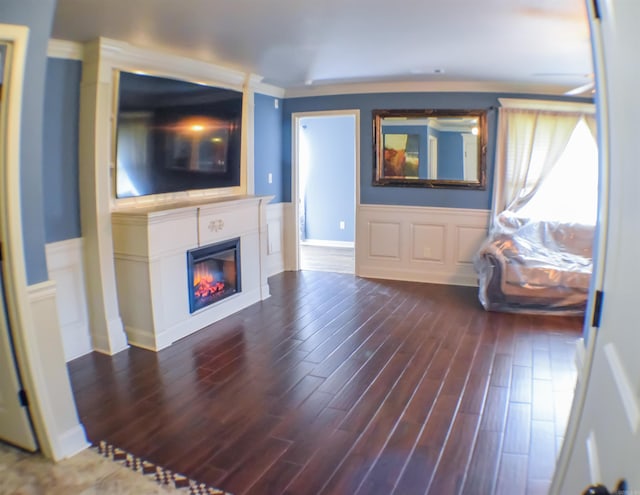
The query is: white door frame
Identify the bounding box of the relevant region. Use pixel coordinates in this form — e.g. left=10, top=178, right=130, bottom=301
left=0, top=23, right=41, bottom=448
left=550, top=0, right=611, bottom=490
left=290, top=109, right=360, bottom=272
left=0, top=31, right=38, bottom=452
left=0, top=23, right=89, bottom=460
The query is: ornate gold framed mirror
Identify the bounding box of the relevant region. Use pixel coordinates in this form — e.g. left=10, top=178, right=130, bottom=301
left=373, top=109, right=487, bottom=189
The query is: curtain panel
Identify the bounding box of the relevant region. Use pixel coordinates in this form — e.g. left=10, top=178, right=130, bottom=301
left=491, top=99, right=596, bottom=223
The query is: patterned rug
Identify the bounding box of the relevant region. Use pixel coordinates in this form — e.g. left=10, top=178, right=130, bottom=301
left=92, top=441, right=232, bottom=495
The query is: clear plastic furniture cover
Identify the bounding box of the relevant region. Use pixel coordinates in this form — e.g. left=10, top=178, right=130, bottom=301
left=474, top=211, right=594, bottom=315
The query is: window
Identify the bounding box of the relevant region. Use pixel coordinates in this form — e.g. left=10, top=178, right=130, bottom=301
left=516, top=118, right=598, bottom=225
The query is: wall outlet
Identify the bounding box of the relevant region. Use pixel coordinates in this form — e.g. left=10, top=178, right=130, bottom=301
left=268, top=173, right=273, bottom=184
left=339, top=221, right=345, bottom=230
left=274, top=99, right=279, bottom=109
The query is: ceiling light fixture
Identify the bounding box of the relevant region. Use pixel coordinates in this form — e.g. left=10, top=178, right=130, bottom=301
left=409, top=68, right=446, bottom=75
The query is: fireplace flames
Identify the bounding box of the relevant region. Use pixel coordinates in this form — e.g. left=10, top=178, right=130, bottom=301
left=193, top=273, right=226, bottom=300
left=188, top=245, right=238, bottom=313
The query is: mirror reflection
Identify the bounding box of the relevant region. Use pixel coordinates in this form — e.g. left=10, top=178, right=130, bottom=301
left=373, top=109, right=487, bottom=189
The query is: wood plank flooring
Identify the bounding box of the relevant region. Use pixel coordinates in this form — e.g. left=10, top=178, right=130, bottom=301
left=68, top=271, right=583, bottom=495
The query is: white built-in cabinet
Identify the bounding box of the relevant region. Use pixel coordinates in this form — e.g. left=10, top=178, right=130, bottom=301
left=111, top=195, right=272, bottom=351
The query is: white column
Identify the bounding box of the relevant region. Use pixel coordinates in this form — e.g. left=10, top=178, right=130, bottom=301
left=78, top=40, right=128, bottom=355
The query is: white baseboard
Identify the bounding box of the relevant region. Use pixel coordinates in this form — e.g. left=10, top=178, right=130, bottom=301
left=125, top=287, right=264, bottom=351
left=91, top=317, right=128, bottom=356
left=301, top=239, right=355, bottom=248
left=123, top=325, right=159, bottom=352
left=356, top=205, right=490, bottom=287
left=357, top=265, right=479, bottom=287
left=57, top=424, right=90, bottom=459
left=45, top=238, right=93, bottom=362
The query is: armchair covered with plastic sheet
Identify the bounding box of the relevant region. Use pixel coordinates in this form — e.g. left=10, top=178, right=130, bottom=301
left=474, top=212, right=594, bottom=315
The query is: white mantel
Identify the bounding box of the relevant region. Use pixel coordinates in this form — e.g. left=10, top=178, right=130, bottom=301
left=111, top=195, right=272, bottom=351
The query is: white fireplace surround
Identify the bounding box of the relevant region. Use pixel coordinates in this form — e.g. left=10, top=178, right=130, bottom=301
left=112, top=195, right=271, bottom=351
left=79, top=38, right=277, bottom=354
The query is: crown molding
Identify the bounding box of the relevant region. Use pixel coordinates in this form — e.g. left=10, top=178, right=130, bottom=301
left=47, top=39, right=83, bottom=60
left=253, top=81, right=285, bottom=99
left=244, top=73, right=285, bottom=98
left=283, top=79, right=577, bottom=99
left=88, top=37, right=247, bottom=89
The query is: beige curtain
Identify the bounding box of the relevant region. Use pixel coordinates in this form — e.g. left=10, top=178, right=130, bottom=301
left=584, top=114, right=598, bottom=141
left=501, top=108, right=581, bottom=213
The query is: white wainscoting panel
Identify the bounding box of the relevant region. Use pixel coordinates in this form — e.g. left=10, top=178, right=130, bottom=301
left=266, top=202, right=286, bottom=276
left=26, top=281, right=90, bottom=459
left=282, top=203, right=297, bottom=272
left=357, top=205, right=490, bottom=286
left=45, top=238, right=93, bottom=362
left=368, top=222, right=401, bottom=259
left=411, top=224, right=446, bottom=263
left=267, top=221, right=281, bottom=254
left=456, top=225, right=490, bottom=265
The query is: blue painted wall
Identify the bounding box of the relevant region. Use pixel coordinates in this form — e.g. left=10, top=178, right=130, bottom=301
left=254, top=93, right=284, bottom=202
left=283, top=93, right=593, bottom=209
left=301, top=115, right=355, bottom=242
left=43, top=58, right=82, bottom=243
left=2, top=0, right=57, bottom=284
left=282, top=92, right=500, bottom=209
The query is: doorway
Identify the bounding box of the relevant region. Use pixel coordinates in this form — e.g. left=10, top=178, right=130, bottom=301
left=292, top=111, right=359, bottom=274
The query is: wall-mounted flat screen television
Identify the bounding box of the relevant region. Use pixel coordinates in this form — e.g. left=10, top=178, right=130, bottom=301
left=114, top=71, right=243, bottom=199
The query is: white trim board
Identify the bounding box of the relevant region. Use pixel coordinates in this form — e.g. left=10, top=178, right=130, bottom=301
left=291, top=109, right=361, bottom=272
left=47, top=39, right=83, bottom=60
left=498, top=98, right=595, bottom=113
left=253, top=81, right=285, bottom=99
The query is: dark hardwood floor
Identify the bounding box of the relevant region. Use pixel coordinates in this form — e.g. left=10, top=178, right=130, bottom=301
left=68, top=271, right=583, bottom=495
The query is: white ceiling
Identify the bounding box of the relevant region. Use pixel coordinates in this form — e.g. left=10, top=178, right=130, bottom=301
left=51, top=0, right=594, bottom=94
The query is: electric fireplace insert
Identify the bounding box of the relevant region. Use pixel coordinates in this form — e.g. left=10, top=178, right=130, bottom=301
left=187, top=238, right=241, bottom=313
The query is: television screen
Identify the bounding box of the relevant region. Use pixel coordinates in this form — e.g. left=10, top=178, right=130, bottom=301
left=115, top=71, right=243, bottom=198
